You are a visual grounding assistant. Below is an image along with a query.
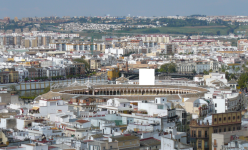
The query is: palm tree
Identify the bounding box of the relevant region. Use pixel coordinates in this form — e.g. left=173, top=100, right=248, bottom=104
left=232, top=65, right=235, bottom=71
left=235, top=67, right=240, bottom=74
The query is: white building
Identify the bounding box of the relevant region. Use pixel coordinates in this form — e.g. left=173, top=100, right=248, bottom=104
left=21, top=143, right=48, bottom=150
left=98, top=98, right=133, bottom=114
left=32, top=97, right=68, bottom=117
left=161, top=136, right=193, bottom=150
left=105, top=48, right=126, bottom=56
left=138, top=97, right=171, bottom=117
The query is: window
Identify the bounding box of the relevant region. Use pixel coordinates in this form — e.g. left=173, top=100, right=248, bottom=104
left=219, top=118, right=221, bottom=121
left=228, top=117, right=231, bottom=120
left=233, top=116, right=235, bottom=120
left=228, top=127, right=231, bottom=131
left=219, top=129, right=221, bottom=132
left=214, top=118, right=217, bottom=122
left=110, top=146, right=112, bottom=149
left=233, top=127, right=235, bottom=131
left=224, top=117, right=226, bottom=121
left=198, top=141, right=202, bottom=148
left=205, top=141, right=208, bottom=148
left=205, top=131, right=208, bottom=138
left=237, top=126, right=241, bottom=130
left=238, top=116, right=240, bottom=119
left=224, top=128, right=226, bottom=132
left=215, top=103, right=217, bottom=107
left=163, top=99, right=164, bottom=101
left=214, top=129, right=217, bottom=133
left=198, top=131, right=201, bottom=137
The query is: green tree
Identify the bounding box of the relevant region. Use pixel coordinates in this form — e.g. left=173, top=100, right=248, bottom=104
left=230, top=74, right=236, bottom=80
left=209, top=69, right=213, bottom=73
left=73, top=58, right=90, bottom=72
left=159, top=63, right=177, bottom=73
left=43, top=86, right=50, bottom=93
left=203, top=70, right=209, bottom=75
left=192, top=69, right=196, bottom=74
left=242, top=64, right=246, bottom=68
left=8, top=85, right=19, bottom=94
left=238, top=73, right=248, bottom=89
left=225, top=72, right=230, bottom=81
left=235, top=67, right=240, bottom=74
left=216, top=31, right=221, bottom=35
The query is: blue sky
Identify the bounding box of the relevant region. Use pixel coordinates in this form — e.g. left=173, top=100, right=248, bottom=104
left=0, top=0, right=248, bottom=19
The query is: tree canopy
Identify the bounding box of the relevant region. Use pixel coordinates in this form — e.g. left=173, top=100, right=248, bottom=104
left=159, top=63, right=177, bottom=73
left=73, top=58, right=90, bottom=72
left=238, top=73, right=248, bottom=89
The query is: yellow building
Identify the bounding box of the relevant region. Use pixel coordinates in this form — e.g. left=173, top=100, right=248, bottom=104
left=5, top=68, right=19, bottom=83
left=24, top=39, right=30, bottom=48
left=107, top=67, right=119, bottom=81
left=190, top=111, right=241, bottom=150
left=14, top=17, right=18, bottom=22
left=7, top=58, right=14, bottom=62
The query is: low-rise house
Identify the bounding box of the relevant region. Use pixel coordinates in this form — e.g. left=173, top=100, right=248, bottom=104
left=140, top=137, right=161, bottom=150
left=98, top=98, right=133, bottom=114
left=31, top=97, right=68, bottom=117
left=137, top=97, right=171, bottom=117
left=212, top=129, right=248, bottom=150
left=161, top=136, right=193, bottom=150
left=87, top=140, right=118, bottom=150
left=109, top=135, right=140, bottom=150
left=184, top=97, right=208, bottom=117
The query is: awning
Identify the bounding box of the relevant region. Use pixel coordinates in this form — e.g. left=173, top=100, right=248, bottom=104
left=32, top=107, right=39, bottom=110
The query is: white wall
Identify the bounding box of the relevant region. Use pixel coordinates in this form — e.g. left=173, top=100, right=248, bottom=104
left=139, top=69, right=155, bottom=85
left=17, top=119, right=25, bottom=130
left=213, top=99, right=226, bottom=113
left=138, top=102, right=168, bottom=117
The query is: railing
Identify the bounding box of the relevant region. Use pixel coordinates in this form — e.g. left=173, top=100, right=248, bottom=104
left=213, top=143, right=217, bottom=147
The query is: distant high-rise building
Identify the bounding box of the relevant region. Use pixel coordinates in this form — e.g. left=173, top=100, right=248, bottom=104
left=22, top=17, right=30, bottom=22
left=14, top=17, right=18, bottom=22
left=14, top=36, right=22, bottom=45
left=31, top=27, right=38, bottom=32
left=25, top=38, right=37, bottom=48
left=3, top=36, right=14, bottom=46
left=37, top=36, right=43, bottom=46
left=24, top=39, right=30, bottom=48
left=15, top=29, right=21, bottom=33
left=3, top=17, right=10, bottom=22
left=23, top=28, right=29, bottom=33
left=5, top=30, right=13, bottom=34
left=43, top=36, right=51, bottom=47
